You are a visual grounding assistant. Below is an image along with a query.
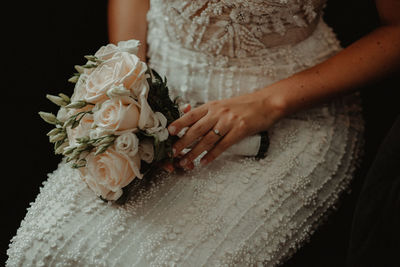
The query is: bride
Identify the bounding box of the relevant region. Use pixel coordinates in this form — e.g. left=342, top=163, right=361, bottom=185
left=7, top=0, right=400, bottom=266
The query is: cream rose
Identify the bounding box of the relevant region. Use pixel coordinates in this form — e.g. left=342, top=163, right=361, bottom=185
left=94, top=39, right=140, bottom=60
left=117, top=39, right=141, bottom=55
left=79, top=148, right=142, bottom=201
left=145, top=112, right=169, bottom=142
left=84, top=52, right=147, bottom=104
left=93, top=98, right=140, bottom=133
left=70, top=74, right=88, bottom=102
left=115, top=132, right=139, bottom=158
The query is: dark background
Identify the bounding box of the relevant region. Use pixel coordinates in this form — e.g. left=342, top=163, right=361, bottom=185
left=1, top=0, right=399, bottom=265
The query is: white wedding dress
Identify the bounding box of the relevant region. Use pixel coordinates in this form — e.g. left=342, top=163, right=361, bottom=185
left=7, top=0, right=364, bottom=266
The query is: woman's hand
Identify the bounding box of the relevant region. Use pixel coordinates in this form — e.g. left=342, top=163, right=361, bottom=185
left=167, top=91, right=285, bottom=169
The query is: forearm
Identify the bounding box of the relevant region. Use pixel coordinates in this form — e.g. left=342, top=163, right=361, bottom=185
left=259, top=24, right=400, bottom=119
left=108, top=0, right=150, bottom=61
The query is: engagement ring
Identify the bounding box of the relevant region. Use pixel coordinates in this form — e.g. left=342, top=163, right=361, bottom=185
left=213, top=129, right=222, bottom=137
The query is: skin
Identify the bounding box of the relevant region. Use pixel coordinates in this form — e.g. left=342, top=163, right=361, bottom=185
left=108, top=0, right=400, bottom=171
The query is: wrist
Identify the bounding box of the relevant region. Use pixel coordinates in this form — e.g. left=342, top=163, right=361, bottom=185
left=256, top=85, right=289, bottom=123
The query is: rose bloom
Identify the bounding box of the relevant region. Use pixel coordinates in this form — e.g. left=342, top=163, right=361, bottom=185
left=115, top=132, right=140, bottom=158
left=79, top=148, right=142, bottom=201
left=94, top=39, right=140, bottom=60
left=84, top=52, right=147, bottom=104
left=93, top=98, right=141, bottom=134
left=70, top=74, right=89, bottom=102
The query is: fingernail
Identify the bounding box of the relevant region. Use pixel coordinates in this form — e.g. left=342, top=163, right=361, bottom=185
left=168, top=126, right=176, bottom=135
left=180, top=158, right=187, bottom=167
left=165, top=164, right=174, bottom=173
left=183, top=104, right=191, bottom=113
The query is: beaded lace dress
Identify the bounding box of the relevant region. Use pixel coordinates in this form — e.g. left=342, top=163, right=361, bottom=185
left=7, top=0, right=364, bottom=266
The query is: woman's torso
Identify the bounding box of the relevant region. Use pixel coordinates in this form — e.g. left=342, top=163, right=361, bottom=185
left=147, top=0, right=340, bottom=106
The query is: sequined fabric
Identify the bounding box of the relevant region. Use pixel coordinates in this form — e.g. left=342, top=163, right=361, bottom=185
left=7, top=1, right=364, bottom=266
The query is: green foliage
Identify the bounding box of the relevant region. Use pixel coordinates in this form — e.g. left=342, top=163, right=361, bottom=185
left=144, top=68, right=181, bottom=163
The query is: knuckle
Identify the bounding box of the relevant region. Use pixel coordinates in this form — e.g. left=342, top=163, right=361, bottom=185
left=185, top=111, right=195, bottom=121
left=203, top=136, right=216, bottom=147
left=219, top=106, right=230, bottom=115
left=208, top=100, right=218, bottom=107
left=190, top=123, right=206, bottom=135
left=237, top=119, right=248, bottom=130
left=218, top=141, right=230, bottom=151
left=228, top=113, right=239, bottom=121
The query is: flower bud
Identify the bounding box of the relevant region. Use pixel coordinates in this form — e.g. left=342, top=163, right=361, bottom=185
left=96, top=135, right=116, bottom=146
left=74, top=65, right=85, bottom=74
left=68, top=75, right=80, bottom=83
left=68, top=149, right=81, bottom=161
left=76, top=143, right=89, bottom=152
left=46, top=127, right=62, bottom=136
left=76, top=136, right=90, bottom=143
left=63, top=146, right=76, bottom=155
left=84, top=55, right=98, bottom=62
left=63, top=117, right=75, bottom=128
left=82, top=63, right=98, bottom=69
left=72, top=158, right=87, bottom=169
left=94, top=144, right=109, bottom=155
left=55, top=142, right=69, bottom=155
left=46, top=94, right=68, bottom=107
left=58, top=93, right=71, bottom=103
left=49, top=132, right=67, bottom=143
left=66, top=101, right=87, bottom=109
left=39, top=111, right=57, bottom=125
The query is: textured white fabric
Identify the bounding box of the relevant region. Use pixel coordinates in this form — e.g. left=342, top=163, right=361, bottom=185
left=7, top=0, right=364, bottom=266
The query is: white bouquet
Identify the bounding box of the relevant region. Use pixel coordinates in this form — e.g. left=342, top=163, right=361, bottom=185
left=39, top=40, right=180, bottom=203
left=40, top=39, right=270, bottom=204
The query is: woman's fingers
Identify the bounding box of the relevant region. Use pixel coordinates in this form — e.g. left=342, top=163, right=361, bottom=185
left=182, top=104, right=191, bottom=114
left=168, top=105, right=207, bottom=136
left=178, top=127, right=225, bottom=167
left=200, top=128, right=245, bottom=166
left=172, top=113, right=216, bottom=156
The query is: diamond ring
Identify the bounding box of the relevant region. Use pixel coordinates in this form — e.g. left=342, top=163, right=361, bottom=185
left=213, top=129, right=222, bottom=137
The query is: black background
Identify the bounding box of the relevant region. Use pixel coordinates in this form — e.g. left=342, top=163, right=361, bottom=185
left=1, top=0, right=399, bottom=265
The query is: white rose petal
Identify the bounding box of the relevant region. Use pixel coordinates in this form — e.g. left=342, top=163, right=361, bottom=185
left=155, top=128, right=169, bottom=142
left=93, top=98, right=140, bottom=134
left=94, top=43, right=119, bottom=61
left=145, top=112, right=169, bottom=141
left=117, top=39, right=140, bottom=55
left=71, top=74, right=88, bottom=102
left=106, top=85, right=131, bottom=98
left=139, top=139, right=155, bottom=163
left=56, top=107, right=70, bottom=123
left=79, top=148, right=142, bottom=201
left=115, top=132, right=139, bottom=158
left=84, top=52, right=147, bottom=104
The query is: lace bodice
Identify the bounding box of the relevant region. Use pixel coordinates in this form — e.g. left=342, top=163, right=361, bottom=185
left=149, top=0, right=326, bottom=58
left=147, top=0, right=339, bottom=106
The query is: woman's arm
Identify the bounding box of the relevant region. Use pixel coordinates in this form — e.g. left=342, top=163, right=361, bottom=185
left=270, top=0, right=400, bottom=117
left=108, top=0, right=150, bottom=61
left=169, top=0, right=400, bottom=168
